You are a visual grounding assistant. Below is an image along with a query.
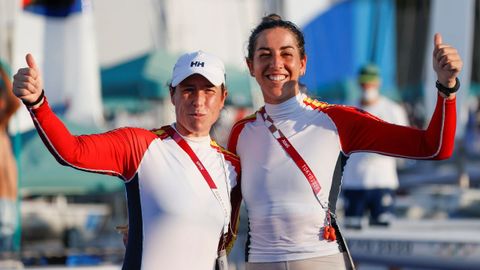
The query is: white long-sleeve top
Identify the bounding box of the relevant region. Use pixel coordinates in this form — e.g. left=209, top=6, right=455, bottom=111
left=29, top=99, right=240, bottom=270
left=227, top=93, right=455, bottom=262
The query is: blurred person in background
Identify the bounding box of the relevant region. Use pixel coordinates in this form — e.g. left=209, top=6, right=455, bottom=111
left=13, top=51, right=239, bottom=270
left=226, top=14, right=462, bottom=270
left=342, top=64, right=409, bottom=229
left=0, top=61, right=20, bottom=256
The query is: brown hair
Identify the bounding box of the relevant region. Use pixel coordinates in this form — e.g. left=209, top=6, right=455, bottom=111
left=247, top=14, right=306, bottom=61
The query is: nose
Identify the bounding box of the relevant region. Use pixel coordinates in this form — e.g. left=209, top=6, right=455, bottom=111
left=270, top=53, right=284, bottom=69
left=192, top=90, right=206, bottom=107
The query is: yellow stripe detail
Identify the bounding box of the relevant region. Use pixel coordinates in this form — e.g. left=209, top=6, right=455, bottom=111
left=211, top=140, right=239, bottom=158
left=303, top=96, right=332, bottom=110
left=153, top=129, right=167, bottom=136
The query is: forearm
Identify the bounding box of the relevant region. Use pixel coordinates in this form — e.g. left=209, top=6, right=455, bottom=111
left=423, top=93, right=456, bottom=159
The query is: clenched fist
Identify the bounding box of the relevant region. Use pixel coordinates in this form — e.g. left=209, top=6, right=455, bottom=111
left=13, top=54, right=44, bottom=108
left=432, top=33, right=463, bottom=92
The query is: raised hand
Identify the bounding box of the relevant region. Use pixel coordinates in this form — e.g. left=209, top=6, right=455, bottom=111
left=13, top=53, right=44, bottom=106
left=432, top=33, right=463, bottom=88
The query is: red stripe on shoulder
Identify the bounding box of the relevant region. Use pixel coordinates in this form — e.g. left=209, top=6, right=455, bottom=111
left=227, top=113, right=257, bottom=154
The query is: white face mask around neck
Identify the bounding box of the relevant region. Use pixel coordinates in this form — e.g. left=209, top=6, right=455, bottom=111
left=362, top=88, right=379, bottom=103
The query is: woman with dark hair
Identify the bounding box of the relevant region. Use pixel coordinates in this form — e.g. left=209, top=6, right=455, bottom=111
left=226, top=14, right=462, bottom=270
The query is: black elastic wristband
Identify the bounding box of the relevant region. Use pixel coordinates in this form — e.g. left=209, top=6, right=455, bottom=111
left=23, top=89, right=45, bottom=107
left=436, top=78, right=460, bottom=97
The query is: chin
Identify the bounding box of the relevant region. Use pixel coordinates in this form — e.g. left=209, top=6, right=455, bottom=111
left=190, top=126, right=210, bottom=136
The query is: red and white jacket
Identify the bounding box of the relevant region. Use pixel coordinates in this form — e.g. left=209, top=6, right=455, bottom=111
left=29, top=99, right=240, bottom=270
left=226, top=93, right=455, bottom=262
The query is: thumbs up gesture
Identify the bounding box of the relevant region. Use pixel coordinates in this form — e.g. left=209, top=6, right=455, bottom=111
left=432, top=33, right=463, bottom=88
left=13, top=53, right=44, bottom=107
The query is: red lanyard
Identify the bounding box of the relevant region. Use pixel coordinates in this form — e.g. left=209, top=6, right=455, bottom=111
left=163, top=125, right=229, bottom=238
left=259, top=107, right=321, bottom=196
left=164, top=125, right=217, bottom=188
left=259, top=107, right=336, bottom=241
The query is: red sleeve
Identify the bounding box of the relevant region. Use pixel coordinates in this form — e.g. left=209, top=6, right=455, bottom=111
left=327, top=94, right=456, bottom=160
left=227, top=124, right=242, bottom=154
left=227, top=113, right=256, bottom=154
left=29, top=98, right=158, bottom=180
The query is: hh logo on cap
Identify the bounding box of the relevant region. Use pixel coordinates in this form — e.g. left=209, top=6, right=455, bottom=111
left=190, top=61, right=205, bottom=67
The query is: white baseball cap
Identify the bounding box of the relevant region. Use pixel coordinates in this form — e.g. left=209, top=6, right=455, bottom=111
left=171, top=51, right=226, bottom=87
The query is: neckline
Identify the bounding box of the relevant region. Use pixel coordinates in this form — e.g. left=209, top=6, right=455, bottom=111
left=264, top=93, right=305, bottom=121
left=172, top=123, right=211, bottom=145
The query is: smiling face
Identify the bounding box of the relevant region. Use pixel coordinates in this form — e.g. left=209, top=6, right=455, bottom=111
left=247, top=27, right=307, bottom=104
left=170, top=74, right=227, bottom=137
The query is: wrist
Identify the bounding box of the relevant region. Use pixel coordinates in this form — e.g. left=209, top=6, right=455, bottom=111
left=441, top=78, right=457, bottom=88
left=23, top=89, right=45, bottom=108
left=436, top=78, right=459, bottom=98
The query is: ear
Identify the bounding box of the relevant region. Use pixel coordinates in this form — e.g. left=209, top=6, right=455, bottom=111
left=221, top=88, right=228, bottom=108
left=300, top=54, right=307, bottom=76
left=246, top=58, right=255, bottom=77
left=217, top=86, right=227, bottom=111
left=169, top=86, right=175, bottom=106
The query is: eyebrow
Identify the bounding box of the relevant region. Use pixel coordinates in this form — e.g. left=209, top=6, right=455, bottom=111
left=257, top=46, right=295, bottom=51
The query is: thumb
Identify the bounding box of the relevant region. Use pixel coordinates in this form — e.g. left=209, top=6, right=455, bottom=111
left=26, top=53, right=38, bottom=70
left=434, top=33, right=442, bottom=47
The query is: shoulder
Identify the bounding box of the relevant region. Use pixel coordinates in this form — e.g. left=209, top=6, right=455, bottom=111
left=211, top=141, right=240, bottom=161
left=150, top=125, right=172, bottom=140
left=211, top=140, right=241, bottom=169
left=302, top=95, right=358, bottom=116
left=100, top=126, right=169, bottom=147
left=303, top=96, right=385, bottom=124
left=302, top=96, right=334, bottom=111
left=107, top=126, right=159, bottom=138
left=302, top=96, right=364, bottom=116
left=227, top=112, right=258, bottom=152
left=230, top=112, right=257, bottom=132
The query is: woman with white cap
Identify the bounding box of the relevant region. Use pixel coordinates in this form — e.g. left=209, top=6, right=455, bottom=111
left=13, top=51, right=239, bottom=270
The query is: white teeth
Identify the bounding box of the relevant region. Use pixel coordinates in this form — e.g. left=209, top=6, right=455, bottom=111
left=268, top=75, right=287, bottom=81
